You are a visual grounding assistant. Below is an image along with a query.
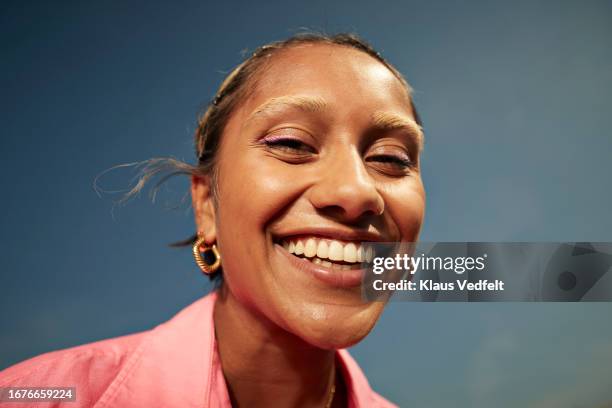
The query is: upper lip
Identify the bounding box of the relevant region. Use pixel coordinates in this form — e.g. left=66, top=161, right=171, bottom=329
left=272, top=227, right=389, bottom=243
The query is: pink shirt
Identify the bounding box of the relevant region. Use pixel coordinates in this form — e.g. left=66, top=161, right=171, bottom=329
left=0, top=292, right=396, bottom=407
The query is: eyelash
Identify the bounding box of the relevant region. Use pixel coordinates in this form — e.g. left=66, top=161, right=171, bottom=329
left=262, top=136, right=414, bottom=173
left=366, top=154, right=413, bottom=168
left=263, top=138, right=315, bottom=153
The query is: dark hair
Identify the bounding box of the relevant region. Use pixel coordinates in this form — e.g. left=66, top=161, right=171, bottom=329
left=112, top=32, right=423, bottom=280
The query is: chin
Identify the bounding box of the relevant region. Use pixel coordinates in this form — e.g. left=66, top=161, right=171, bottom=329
left=284, top=300, right=386, bottom=350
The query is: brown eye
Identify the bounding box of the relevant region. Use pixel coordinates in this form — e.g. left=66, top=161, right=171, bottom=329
left=263, top=137, right=316, bottom=154
left=366, top=154, right=412, bottom=167
left=365, top=146, right=415, bottom=176
left=257, top=128, right=317, bottom=164
left=261, top=127, right=317, bottom=152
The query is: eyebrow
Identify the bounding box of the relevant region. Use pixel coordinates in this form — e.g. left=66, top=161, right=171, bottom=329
left=245, top=95, right=424, bottom=149
left=371, top=111, right=424, bottom=150
left=245, top=95, right=328, bottom=126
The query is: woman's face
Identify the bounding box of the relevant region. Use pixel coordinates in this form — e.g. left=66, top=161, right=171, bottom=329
left=196, top=43, right=425, bottom=348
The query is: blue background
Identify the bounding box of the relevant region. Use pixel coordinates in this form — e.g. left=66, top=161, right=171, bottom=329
left=1, top=1, right=611, bottom=406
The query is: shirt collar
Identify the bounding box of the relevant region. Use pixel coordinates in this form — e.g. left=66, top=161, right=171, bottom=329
left=96, top=291, right=382, bottom=408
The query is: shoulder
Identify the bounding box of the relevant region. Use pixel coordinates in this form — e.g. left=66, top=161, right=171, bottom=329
left=369, top=391, right=399, bottom=408
left=0, top=293, right=218, bottom=407
left=0, top=331, right=146, bottom=406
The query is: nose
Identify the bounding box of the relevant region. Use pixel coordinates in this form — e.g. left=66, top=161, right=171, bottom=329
left=308, top=148, right=384, bottom=222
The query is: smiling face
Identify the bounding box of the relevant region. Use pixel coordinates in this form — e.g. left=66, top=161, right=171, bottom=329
left=194, top=43, right=425, bottom=349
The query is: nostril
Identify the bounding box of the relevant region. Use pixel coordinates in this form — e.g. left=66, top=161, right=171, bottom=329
left=317, top=204, right=382, bottom=224
left=319, top=205, right=345, bottom=219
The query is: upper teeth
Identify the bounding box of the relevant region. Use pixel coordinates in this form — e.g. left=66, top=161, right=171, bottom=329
left=281, top=238, right=374, bottom=263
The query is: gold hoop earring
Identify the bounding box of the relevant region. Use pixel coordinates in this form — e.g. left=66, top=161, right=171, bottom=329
left=192, top=236, right=221, bottom=275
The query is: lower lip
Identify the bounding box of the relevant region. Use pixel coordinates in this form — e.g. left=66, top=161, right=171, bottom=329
left=275, top=244, right=366, bottom=288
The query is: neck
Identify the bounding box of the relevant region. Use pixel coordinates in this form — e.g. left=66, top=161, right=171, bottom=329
left=213, top=285, right=339, bottom=408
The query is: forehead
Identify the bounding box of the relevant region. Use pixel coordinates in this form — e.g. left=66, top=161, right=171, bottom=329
left=245, top=43, right=412, bottom=116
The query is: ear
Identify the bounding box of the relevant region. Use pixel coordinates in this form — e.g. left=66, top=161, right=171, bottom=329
left=191, top=174, right=217, bottom=245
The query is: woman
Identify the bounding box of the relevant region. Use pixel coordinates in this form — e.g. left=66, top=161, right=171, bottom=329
left=0, top=33, right=425, bottom=407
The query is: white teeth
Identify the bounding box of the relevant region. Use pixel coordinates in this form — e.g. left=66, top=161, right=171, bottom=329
left=343, top=243, right=357, bottom=263
left=282, top=237, right=375, bottom=266
left=328, top=241, right=344, bottom=261
left=299, top=256, right=360, bottom=270
left=294, top=240, right=304, bottom=255
left=365, top=245, right=373, bottom=262
left=316, top=240, right=328, bottom=259
left=304, top=238, right=317, bottom=258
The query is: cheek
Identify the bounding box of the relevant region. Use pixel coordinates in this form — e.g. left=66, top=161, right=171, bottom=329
left=212, top=154, right=297, bottom=304
left=382, top=177, right=426, bottom=240
left=216, top=156, right=305, bottom=232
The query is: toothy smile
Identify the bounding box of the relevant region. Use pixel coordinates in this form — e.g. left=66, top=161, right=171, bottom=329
left=279, top=237, right=374, bottom=270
